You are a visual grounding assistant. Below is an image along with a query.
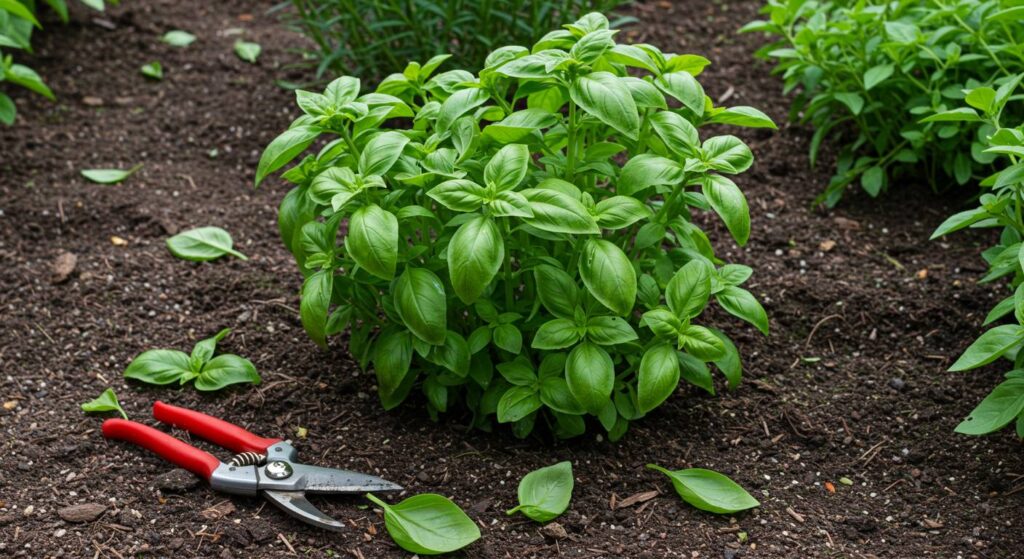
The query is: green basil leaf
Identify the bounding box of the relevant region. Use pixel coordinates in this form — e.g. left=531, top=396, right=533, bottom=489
left=534, top=264, right=579, bottom=319
left=166, top=226, right=248, bottom=262
left=484, top=143, right=530, bottom=191
left=585, top=316, right=638, bottom=346
left=255, top=125, right=320, bottom=186
left=195, top=354, right=261, bottom=391
left=666, top=260, right=711, bottom=319
left=346, top=204, right=398, bottom=279
left=394, top=268, right=448, bottom=345
left=437, top=87, right=490, bottom=132
left=649, top=111, right=699, bottom=155
left=428, top=179, right=487, bottom=212
left=955, top=378, right=1024, bottom=435
left=540, top=377, right=586, bottom=415
left=358, top=131, right=409, bottom=176
left=493, top=323, right=523, bottom=354
left=655, top=72, right=705, bottom=116
left=618, top=154, right=683, bottom=196
left=497, top=360, right=536, bottom=386
left=716, top=286, right=769, bottom=335
left=366, top=493, right=480, bottom=555
left=638, top=343, right=680, bottom=414
left=374, top=331, right=413, bottom=397
left=124, top=350, right=192, bottom=385
left=81, top=388, right=128, bottom=419
left=647, top=465, right=759, bottom=514
left=301, top=270, right=333, bottom=347
left=702, top=175, right=750, bottom=245
left=570, top=72, right=640, bottom=140
left=160, top=30, right=196, bottom=47
left=949, top=324, right=1024, bottom=371
left=565, top=341, right=614, bottom=414
left=679, top=324, right=726, bottom=361
left=533, top=318, right=583, bottom=350
left=579, top=239, right=637, bottom=317
left=863, top=64, right=894, bottom=91
left=81, top=164, right=143, bottom=184
left=449, top=215, right=504, bottom=304
left=191, top=328, right=231, bottom=364
left=233, top=39, right=261, bottom=63
left=641, top=308, right=682, bottom=339
left=595, top=196, right=652, bottom=229
left=140, top=61, right=164, bottom=80
left=507, top=461, right=574, bottom=522
left=521, top=187, right=600, bottom=234
left=707, top=106, right=777, bottom=129
left=702, top=135, right=753, bottom=174
left=498, top=386, right=542, bottom=422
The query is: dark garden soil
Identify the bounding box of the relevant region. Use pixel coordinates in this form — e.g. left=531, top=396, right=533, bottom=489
left=1, top=0, right=1022, bottom=557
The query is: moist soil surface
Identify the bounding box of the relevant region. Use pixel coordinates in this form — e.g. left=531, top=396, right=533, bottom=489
left=1, top=1, right=1022, bottom=558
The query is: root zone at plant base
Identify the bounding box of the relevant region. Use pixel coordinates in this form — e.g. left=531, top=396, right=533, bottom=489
left=1, top=1, right=1023, bottom=558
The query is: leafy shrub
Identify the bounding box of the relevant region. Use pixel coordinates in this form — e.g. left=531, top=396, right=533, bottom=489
left=281, top=0, right=628, bottom=82
left=743, top=0, right=1024, bottom=206
left=256, top=12, right=774, bottom=439
left=929, top=74, right=1024, bottom=436
left=0, top=0, right=113, bottom=125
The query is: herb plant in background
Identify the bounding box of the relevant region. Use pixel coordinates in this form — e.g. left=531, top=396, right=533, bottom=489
left=279, top=0, right=629, bottom=83
left=256, top=12, right=774, bottom=440
left=123, top=328, right=261, bottom=391
left=0, top=0, right=115, bottom=125
left=928, top=75, right=1024, bottom=436
left=743, top=0, right=1024, bottom=206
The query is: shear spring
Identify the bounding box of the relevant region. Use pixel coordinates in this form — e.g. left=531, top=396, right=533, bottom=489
left=228, top=452, right=265, bottom=467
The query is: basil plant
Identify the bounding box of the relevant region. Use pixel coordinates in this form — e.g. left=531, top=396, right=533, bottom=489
left=256, top=12, right=774, bottom=439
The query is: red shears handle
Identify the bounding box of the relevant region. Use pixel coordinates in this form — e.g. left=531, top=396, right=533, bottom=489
left=102, top=419, right=220, bottom=480
left=153, top=401, right=282, bottom=454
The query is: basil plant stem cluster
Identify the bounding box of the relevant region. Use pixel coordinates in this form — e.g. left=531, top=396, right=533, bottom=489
left=256, top=12, right=775, bottom=439
left=929, top=75, right=1024, bottom=436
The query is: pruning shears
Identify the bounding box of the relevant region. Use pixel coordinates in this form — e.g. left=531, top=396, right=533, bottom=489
left=102, top=401, right=402, bottom=531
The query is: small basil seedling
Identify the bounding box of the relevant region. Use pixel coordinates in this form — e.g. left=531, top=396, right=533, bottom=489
left=507, top=461, right=573, bottom=522
left=81, top=388, right=128, bottom=419
left=124, top=328, right=261, bottom=391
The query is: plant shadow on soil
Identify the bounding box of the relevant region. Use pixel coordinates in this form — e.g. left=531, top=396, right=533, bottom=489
left=0, top=1, right=1022, bottom=558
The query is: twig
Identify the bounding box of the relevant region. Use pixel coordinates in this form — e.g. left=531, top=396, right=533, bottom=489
left=805, top=314, right=842, bottom=347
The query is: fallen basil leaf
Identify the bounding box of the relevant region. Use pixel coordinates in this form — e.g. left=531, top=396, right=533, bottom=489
left=166, top=226, right=248, bottom=261
left=234, top=40, right=261, bottom=63
left=81, top=388, right=128, bottom=419
left=80, top=164, right=143, bottom=184
left=162, top=30, right=196, bottom=47
left=194, top=354, right=261, bottom=391
left=366, top=493, right=480, bottom=555
left=124, top=349, right=193, bottom=385
left=507, top=461, right=573, bottom=522
left=647, top=464, right=759, bottom=514
left=140, top=61, right=164, bottom=80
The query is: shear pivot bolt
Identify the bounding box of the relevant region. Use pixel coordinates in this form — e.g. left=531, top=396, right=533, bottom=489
left=265, top=461, right=293, bottom=480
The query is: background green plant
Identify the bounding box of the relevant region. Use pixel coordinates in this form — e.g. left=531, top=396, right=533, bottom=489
left=743, top=0, right=1024, bottom=206
left=278, top=0, right=629, bottom=83
left=0, top=0, right=115, bottom=125
left=928, top=74, right=1024, bottom=436
left=257, top=12, right=775, bottom=440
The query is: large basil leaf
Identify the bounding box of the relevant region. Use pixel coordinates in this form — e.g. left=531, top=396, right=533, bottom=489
left=255, top=125, right=320, bottom=187
left=666, top=260, right=712, bottom=319
left=507, top=461, right=574, bottom=522
left=358, top=131, right=409, bottom=176
left=565, top=342, right=614, bottom=414
left=534, top=264, right=579, bottom=319
left=579, top=239, right=637, bottom=316
left=520, top=188, right=600, bottom=234
left=448, top=216, right=504, bottom=304
left=366, top=493, right=480, bottom=555
left=647, top=465, right=759, bottom=514
left=346, top=204, right=398, bottom=280
left=570, top=72, right=640, bottom=140
left=638, top=343, right=680, bottom=413
left=394, top=268, right=448, bottom=345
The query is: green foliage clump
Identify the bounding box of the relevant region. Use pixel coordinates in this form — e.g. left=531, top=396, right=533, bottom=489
left=257, top=12, right=774, bottom=439
left=0, top=0, right=115, bottom=125
left=930, top=75, right=1024, bottom=436
left=743, top=0, right=1024, bottom=206
left=281, top=0, right=628, bottom=82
